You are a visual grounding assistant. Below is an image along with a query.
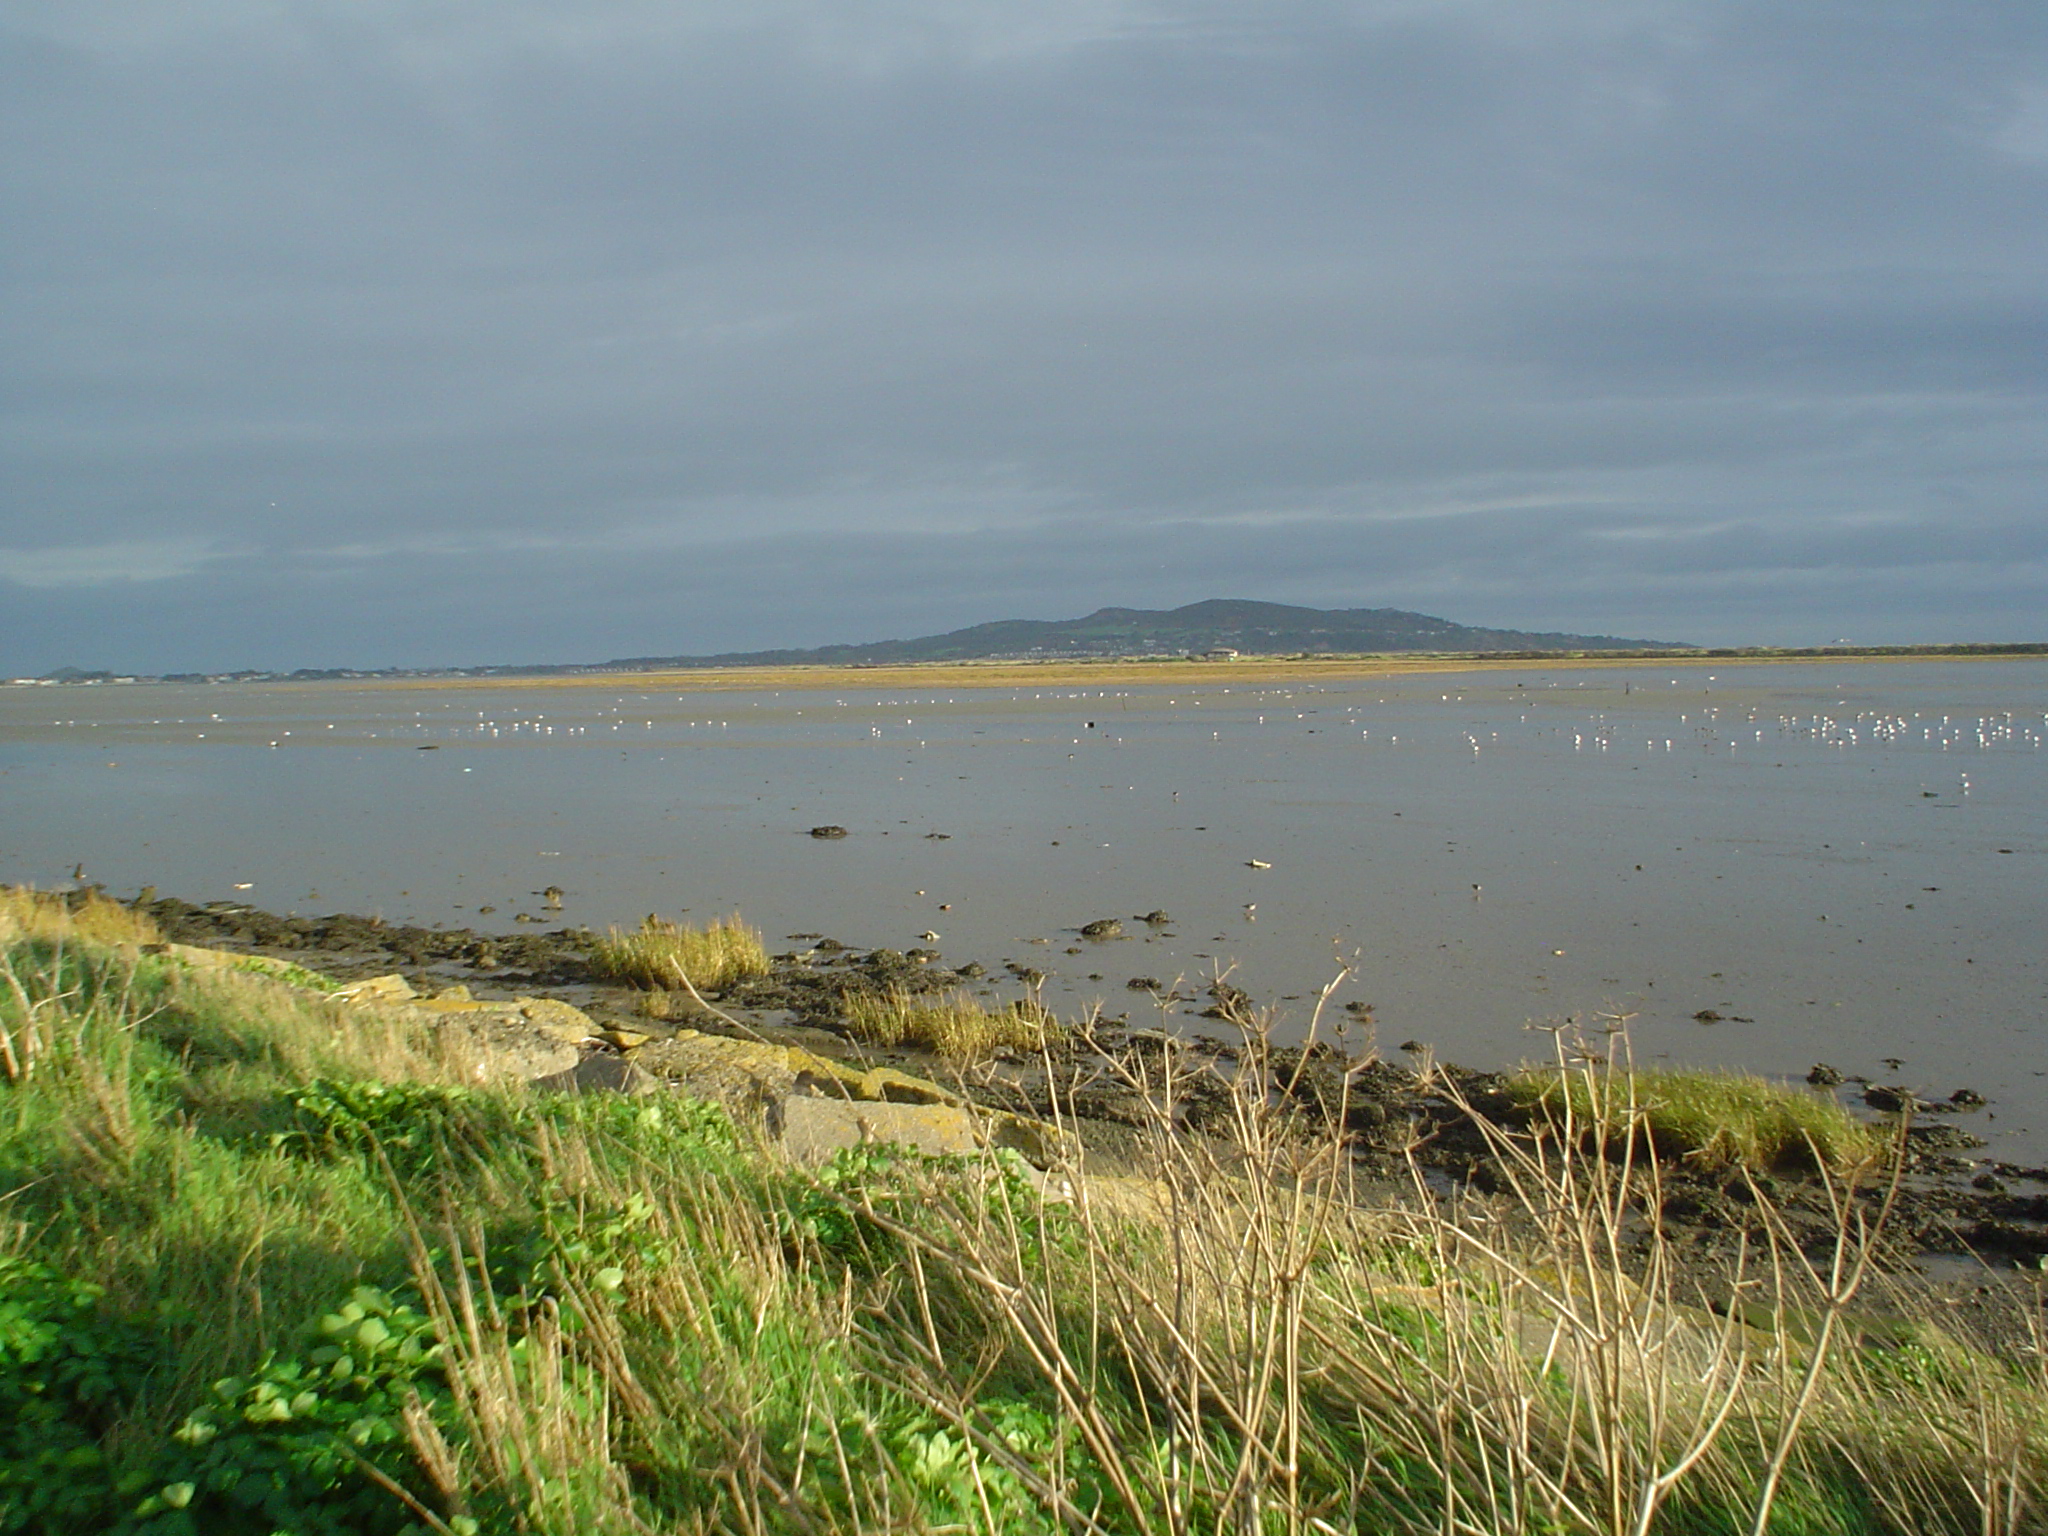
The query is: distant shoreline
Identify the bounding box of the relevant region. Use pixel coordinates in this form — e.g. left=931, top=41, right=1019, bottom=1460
left=10, top=643, right=2044, bottom=695
left=256, top=644, right=2048, bottom=694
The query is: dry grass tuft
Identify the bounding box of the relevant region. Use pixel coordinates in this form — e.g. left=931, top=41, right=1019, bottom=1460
left=852, top=1001, right=2041, bottom=1536
left=588, top=912, right=769, bottom=993
left=1503, top=1060, right=1884, bottom=1171
left=0, top=884, right=159, bottom=948
left=842, top=986, right=1061, bottom=1061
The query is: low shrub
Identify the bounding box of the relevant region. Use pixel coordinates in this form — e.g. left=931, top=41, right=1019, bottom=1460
left=587, top=914, right=768, bottom=993
left=841, top=987, right=1061, bottom=1062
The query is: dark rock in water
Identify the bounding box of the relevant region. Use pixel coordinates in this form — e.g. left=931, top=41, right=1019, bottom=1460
left=1863, top=1084, right=1920, bottom=1112
left=923, top=832, right=951, bottom=840
left=1691, top=1009, right=1724, bottom=1023
left=1806, top=1063, right=1845, bottom=1087
left=1137, top=910, right=1172, bottom=925
left=1126, top=976, right=1161, bottom=992
left=956, top=961, right=986, bottom=978
left=1201, top=981, right=1253, bottom=1020
left=1399, top=1040, right=1428, bottom=1054
left=1080, top=918, right=1123, bottom=938
left=1964, top=1220, right=2048, bottom=1260
left=809, top=825, right=849, bottom=839
left=814, top=937, right=847, bottom=952
left=1973, top=1172, right=2008, bottom=1193
left=1950, top=1088, right=1987, bottom=1108
left=1909, top=1123, right=1988, bottom=1151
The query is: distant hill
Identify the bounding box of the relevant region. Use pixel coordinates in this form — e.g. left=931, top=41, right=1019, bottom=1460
left=588, top=600, right=1686, bottom=671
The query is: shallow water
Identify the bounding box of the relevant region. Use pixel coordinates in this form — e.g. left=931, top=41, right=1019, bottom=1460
left=4, top=660, right=2044, bottom=1155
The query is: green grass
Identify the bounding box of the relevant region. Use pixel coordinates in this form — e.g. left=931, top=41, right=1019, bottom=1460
left=1501, top=1063, right=1886, bottom=1171
left=1, top=883, right=2042, bottom=1536
left=841, top=986, right=1062, bottom=1062
left=587, top=912, right=770, bottom=993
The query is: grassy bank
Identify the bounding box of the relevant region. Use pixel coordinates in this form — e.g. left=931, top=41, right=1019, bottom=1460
left=3, top=888, right=2044, bottom=1534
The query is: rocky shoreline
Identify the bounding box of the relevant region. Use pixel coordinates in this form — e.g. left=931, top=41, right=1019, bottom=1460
left=129, top=890, right=2048, bottom=1274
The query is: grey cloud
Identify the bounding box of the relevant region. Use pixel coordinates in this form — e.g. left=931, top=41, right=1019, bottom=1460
left=3, top=1, right=2046, bottom=673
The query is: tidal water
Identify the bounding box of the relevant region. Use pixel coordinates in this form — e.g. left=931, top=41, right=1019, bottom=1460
left=3, top=660, right=2044, bottom=1155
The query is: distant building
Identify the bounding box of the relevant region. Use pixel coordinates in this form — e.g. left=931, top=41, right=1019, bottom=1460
left=1203, top=648, right=1240, bottom=660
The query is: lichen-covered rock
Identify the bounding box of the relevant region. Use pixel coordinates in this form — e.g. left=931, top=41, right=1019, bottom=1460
left=632, top=1031, right=819, bottom=1106
left=775, top=1094, right=1074, bottom=1173
left=435, top=1013, right=583, bottom=1083
left=778, top=1096, right=984, bottom=1164
left=512, top=998, right=599, bottom=1042
left=629, top=1031, right=1072, bottom=1167
left=332, top=973, right=418, bottom=1005
left=852, top=1065, right=963, bottom=1106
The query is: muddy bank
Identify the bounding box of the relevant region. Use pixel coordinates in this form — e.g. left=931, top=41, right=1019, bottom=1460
left=130, top=890, right=2048, bottom=1273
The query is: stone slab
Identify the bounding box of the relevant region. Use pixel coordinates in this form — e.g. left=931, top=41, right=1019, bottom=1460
left=531, top=1053, right=660, bottom=1097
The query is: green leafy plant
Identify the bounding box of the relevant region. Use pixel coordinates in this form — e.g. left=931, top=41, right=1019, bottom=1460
left=138, top=1287, right=457, bottom=1536
left=276, top=1079, right=515, bottom=1179
left=780, top=1142, right=918, bottom=1269
left=0, top=1258, right=160, bottom=1533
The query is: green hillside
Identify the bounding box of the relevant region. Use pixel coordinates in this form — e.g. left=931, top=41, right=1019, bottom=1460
left=599, top=598, right=1683, bottom=671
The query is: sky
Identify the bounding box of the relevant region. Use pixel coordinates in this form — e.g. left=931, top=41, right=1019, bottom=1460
left=3, top=1, right=2046, bottom=673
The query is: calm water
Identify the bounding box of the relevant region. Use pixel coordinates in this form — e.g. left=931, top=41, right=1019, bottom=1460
left=4, top=661, right=2044, bottom=1154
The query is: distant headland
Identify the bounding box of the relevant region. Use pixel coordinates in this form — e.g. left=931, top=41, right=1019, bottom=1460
left=10, top=598, right=2046, bottom=685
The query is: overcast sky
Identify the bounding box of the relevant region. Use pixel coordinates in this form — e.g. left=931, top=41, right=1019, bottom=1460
left=3, top=1, right=2046, bottom=672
